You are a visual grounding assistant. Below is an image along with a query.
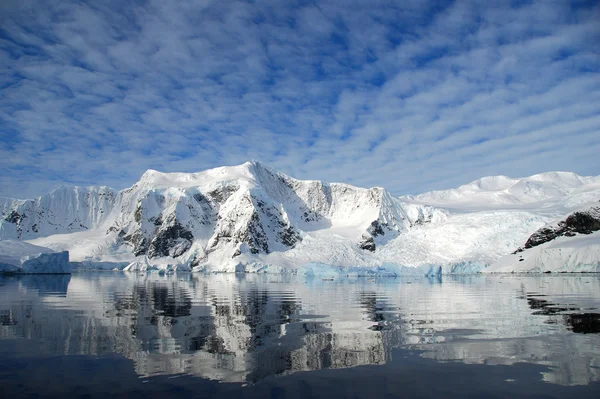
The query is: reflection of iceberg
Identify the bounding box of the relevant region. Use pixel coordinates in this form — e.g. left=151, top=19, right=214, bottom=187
left=17, top=274, right=71, bottom=296
left=0, top=274, right=599, bottom=386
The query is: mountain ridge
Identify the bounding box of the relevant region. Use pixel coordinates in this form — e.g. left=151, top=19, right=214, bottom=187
left=1, top=162, right=599, bottom=274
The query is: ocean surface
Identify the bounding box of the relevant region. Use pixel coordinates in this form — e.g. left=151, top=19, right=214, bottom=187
left=1, top=272, right=599, bottom=398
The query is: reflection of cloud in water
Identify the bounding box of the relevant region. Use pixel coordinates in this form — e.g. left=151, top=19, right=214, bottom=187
left=0, top=273, right=599, bottom=385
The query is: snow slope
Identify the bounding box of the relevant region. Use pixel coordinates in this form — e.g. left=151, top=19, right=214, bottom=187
left=1, top=162, right=599, bottom=274
left=486, top=205, right=600, bottom=273
left=486, top=232, right=600, bottom=273
left=0, top=240, right=70, bottom=273
left=403, top=171, right=600, bottom=211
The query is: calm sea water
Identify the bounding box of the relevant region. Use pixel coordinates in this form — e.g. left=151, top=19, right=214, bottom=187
left=1, top=272, right=600, bottom=398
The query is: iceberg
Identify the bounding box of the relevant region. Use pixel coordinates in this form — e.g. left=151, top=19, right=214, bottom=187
left=0, top=240, right=71, bottom=274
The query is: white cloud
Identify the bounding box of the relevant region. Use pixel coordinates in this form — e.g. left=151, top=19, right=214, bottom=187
left=0, top=0, right=598, bottom=199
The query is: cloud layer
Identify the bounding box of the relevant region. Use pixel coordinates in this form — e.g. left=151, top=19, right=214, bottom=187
left=1, top=0, right=599, bottom=198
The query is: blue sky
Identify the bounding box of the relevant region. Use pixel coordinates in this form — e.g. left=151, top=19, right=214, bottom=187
left=1, top=0, right=599, bottom=199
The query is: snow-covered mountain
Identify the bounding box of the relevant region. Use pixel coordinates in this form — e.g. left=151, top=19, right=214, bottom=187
left=487, top=205, right=600, bottom=273
left=1, top=162, right=599, bottom=274
left=403, top=171, right=600, bottom=210
left=0, top=186, right=116, bottom=239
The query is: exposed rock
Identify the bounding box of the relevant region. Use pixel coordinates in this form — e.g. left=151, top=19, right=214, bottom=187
left=359, top=236, right=376, bottom=252
left=367, top=220, right=385, bottom=237
left=4, top=210, right=22, bottom=224
left=412, top=213, right=432, bottom=226
left=121, top=231, right=148, bottom=256
left=255, top=199, right=301, bottom=249
left=278, top=226, right=301, bottom=248
left=514, top=206, right=600, bottom=253
left=244, top=211, right=270, bottom=254
left=206, top=184, right=238, bottom=204
left=147, top=221, right=194, bottom=258
left=134, top=204, right=142, bottom=223
left=209, top=206, right=270, bottom=255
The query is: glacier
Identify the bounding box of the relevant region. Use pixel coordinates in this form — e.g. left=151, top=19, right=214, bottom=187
left=0, top=240, right=71, bottom=274
left=1, top=161, right=599, bottom=275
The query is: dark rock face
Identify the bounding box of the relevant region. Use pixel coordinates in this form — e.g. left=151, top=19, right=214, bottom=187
left=191, top=194, right=214, bottom=225
left=514, top=206, right=600, bottom=253
left=255, top=199, right=301, bottom=249
left=147, top=221, right=194, bottom=258
left=208, top=193, right=302, bottom=258
left=278, top=226, right=300, bottom=248
left=412, top=213, right=432, bottom=226
left=359, top=220, right=394, bottom=251
left=134, top=205, right=142, bottom=223
left=367, top=220, right=385, bottom=237
left=190, top=254, right=207, bottom=267
left=4, top=210, right=22, bottom=224
left=209, top=209, right=270, bottom=255
left=121, top=231, right=148, bottom=256
left=206, top=185, right=238, bottom=204
left=301, top=209, right=322, bottom=223
left=563, top=210, right=600, bottom=234
left=246, top=211, right=271, bottom=254
left=359, top=236, right=376, bottom=252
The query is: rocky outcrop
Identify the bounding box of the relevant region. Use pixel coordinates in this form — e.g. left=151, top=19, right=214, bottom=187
left=367, top=220, right=386, bottom=237
left=359, top=236, right=376, bottom=252
left=207, top=191, right=301, bottom=257
left=147, top=221, right=194, bottom=258
left=514, top=205, right=600, bottom=253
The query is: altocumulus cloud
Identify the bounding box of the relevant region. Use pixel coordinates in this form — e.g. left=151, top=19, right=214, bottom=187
left=0, top=0, right=599, bottom=198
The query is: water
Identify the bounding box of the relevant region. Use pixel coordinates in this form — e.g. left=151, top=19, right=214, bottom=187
left=1, top=273, right=600, bottom=398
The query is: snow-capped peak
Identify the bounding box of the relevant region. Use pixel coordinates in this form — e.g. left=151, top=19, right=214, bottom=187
left=137, top=163, right=259, bottom=190
left=405, top=171, right=600, bottom=210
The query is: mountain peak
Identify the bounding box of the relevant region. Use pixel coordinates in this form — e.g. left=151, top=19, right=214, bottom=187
left=460, top=175, right=517, bottom=191
left=525, top=171, right=588, bottom=186
left=409, top=171, right=600, bottom=209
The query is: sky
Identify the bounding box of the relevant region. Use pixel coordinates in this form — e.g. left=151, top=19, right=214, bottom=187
left=1, top=0, right=599, bottom=199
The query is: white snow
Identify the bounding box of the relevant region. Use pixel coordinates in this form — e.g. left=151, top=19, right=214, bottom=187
left=403, top=171, right=600, bottom=211
left=486, top=231, right=600, bottom=273
left=0, top=185, right=115, bottom=240
left=0, top=240, right=71, bottom=273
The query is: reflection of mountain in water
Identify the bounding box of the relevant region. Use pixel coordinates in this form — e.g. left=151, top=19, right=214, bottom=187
left=523, top=294, right=600, bottom=334
left=0, top=274, right=599, bottom=385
